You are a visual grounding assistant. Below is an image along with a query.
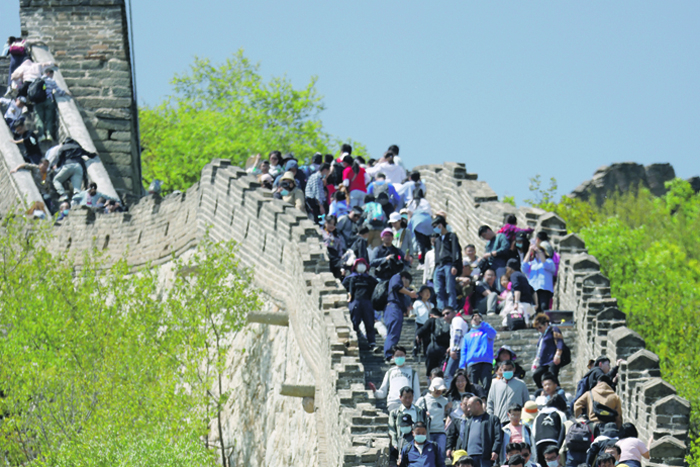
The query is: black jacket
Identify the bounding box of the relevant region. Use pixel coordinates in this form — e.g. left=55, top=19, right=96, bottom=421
left=434, top=231, right=462, bottom=270
left=446, top=413, right=503, bottom=456
left=342, top=273, right=378, bottom=302
left=350, top=237, right=369, bottom=264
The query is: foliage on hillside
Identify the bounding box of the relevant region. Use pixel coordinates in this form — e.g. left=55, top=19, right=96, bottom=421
left=0, top=218, right=259, bottom=466
left=140, top=50, right=363, bottom=194
left=528, top=178, right=700, bottom=464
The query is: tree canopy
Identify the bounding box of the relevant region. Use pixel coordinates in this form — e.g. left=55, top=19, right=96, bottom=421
left=526, top=178, right=700, bottom=464
left=0, top=218, right=259, bottom=466
left=140, top=50, right=361, bottom=194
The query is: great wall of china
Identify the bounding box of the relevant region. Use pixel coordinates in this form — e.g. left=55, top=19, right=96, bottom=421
left=0, top=1, right=691, bottom=466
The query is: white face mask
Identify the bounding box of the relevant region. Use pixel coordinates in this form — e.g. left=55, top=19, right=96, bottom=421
left=356, top=264, right=367, bottom=273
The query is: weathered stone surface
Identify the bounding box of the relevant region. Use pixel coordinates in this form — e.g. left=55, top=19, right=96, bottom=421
left=570, top=162, right=682, bottom=204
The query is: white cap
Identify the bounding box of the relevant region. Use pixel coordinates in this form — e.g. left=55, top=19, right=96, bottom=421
left=429, top=377, right=447, bottom=392
left=389, top=212, right=402, bottom=223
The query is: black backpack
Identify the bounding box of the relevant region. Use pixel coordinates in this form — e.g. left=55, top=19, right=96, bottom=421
left=566, top=421, right=592, bottom=452
left=570, top=371, right=592, bottom=413
left=589, top=390, right=618, bottom=423
left=371, top=280, right=389, bottom=311
left=534, top=410, right=562, bottom=443
left=506, top=311, right=526, bottom=331
left=28, top=78, right=47, bottom=104
left=432, top=318, right=451, bottom=348
left=327, top=162, right=344, bottom=186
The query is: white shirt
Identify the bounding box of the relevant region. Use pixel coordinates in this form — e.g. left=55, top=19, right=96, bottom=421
left=366, top=162, right=407, bottom=185
left=374, top=365, right=421, bottom=409
left=450, top=316, right=468, bottom=351
left=413, top=300, right=432, bottom=325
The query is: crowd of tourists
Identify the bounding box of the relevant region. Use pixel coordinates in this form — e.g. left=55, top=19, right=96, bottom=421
left=249, top=145, right=651, bottom=467
left=2, top=36, right=124, bottom=219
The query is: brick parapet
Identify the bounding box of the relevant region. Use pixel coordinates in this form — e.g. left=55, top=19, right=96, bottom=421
left=415, top=162, right=689, bottom=466
left=48, top=159, right=388, bottom=466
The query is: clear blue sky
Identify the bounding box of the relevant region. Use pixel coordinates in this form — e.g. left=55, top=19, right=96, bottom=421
left=2, top=1, right=698, bottom=204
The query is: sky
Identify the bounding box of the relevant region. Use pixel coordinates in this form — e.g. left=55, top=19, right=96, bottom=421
left=2, top=1, right=698, bottom=204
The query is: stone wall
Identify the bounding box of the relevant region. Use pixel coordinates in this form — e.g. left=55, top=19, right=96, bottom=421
left=412, top=162, right=689, bottom=466
left=19, top=0, right=141, bottom=201
left=48, top=160, right=388, bottom=467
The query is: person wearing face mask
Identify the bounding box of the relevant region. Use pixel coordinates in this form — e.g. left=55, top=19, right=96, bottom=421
left=416, top=377, right=449, bottom=457
left=388, top=390, right=429, bottom=463
left=342, top=258, right=378, bottom=352
left=532, top=395, right=567, bottom=466
left=273, top=171, right=305, bottom=211
left=370, top=346, right=421, bottom=412
left=399, top=421, right=445, bottom=467
left=542, top=445, right=562, bottom=467
left=56, top=200, right=70, bottom=221
left=486, top=360, right=530, bottom=425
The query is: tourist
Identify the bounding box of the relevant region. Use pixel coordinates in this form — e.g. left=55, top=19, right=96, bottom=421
left=398, top=421, right=445, bottom=467
left=487, top=360, right=530, bottom=424
left=342, top=258, right=378, bottom=351
left=304, top=162, right=329, bottom=223
left=416, top=377, right=450, bottom=456
left=445, top=396, right=502, bottom=467
left=531, top=313, right=565, bottom=389
left=388, top=388, right=429, bottom=462
left=459, top=313, right=497, bottom=393
left=273, top=171, right=305, bottom=211
left=522, top=243, right=557, bottom=313
left=370, top=345, right=421, bottom=412
left=34, top=66, right=70, bottom=141
left=432, top=215, right=462, bottom=310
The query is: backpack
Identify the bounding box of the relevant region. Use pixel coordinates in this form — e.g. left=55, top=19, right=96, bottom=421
left=365, top=202, right=386, bottom=227
left=28, top=78, right=47, bottom=104
left=588, top=390, right=618, bottom=423
left=566, top=420, right=593, bottom=452
left=376, top=190, right=391, bottom=206
left=371, top=280, right=389, bottom=311
left=506, top=311, right=526, bottom=331
left=570, top=371, right=592, bottom=413
left=534, top=410, right=562, bottom=442
left=9, top=40, right=26, bottom=56
left=374, top=181, right=390, bottom=199
left=432, top=318, right=451, bottom=348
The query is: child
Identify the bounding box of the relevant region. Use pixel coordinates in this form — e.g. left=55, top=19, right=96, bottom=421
left=416, top=377, right=449, bottom=457
left=502, top=404, right=535, bottom=461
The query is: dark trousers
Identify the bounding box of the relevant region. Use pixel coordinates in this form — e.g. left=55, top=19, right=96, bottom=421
left=470, top=454, right=493, bottom=467
left=8, top=54, right=27, bottom=86
left=468, top=362, right=493, bottom=394
left=384, top=304, right=404, bottom=359
left=532, top=362, right=560, bottom=389
left=425, top=343, right=447, bottom=376
left=414, top=321, right=428, bottom=356
left=349, top=299, right=376, bottom=346
left=536, top=289, right=553, bottom=313
left=306, top=197, right=322, bottom=224
left=414, top=231, right=431, bottom=264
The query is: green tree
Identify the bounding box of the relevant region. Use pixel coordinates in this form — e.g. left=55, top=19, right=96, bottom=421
left=0, top=218, right=259, bottom=466
left=527, top=178, right=700, bottom=464
left=140, top=50, right=363, bottom=194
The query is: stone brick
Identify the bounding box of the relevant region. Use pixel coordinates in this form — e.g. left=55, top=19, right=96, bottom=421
left=110, top=131, right=131, bottom=141
left=77, top=97, right=131, bottom=108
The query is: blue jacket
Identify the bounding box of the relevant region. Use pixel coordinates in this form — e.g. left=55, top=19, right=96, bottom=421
left=522, top=258, right=556, bottom=293
left=536, top=325, right=564, bottom=366
left=387, top=273, right=409, bottom=314
left=399, top=440, right=445, bottom=467
left=459, top=322, right=497, bottom=368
